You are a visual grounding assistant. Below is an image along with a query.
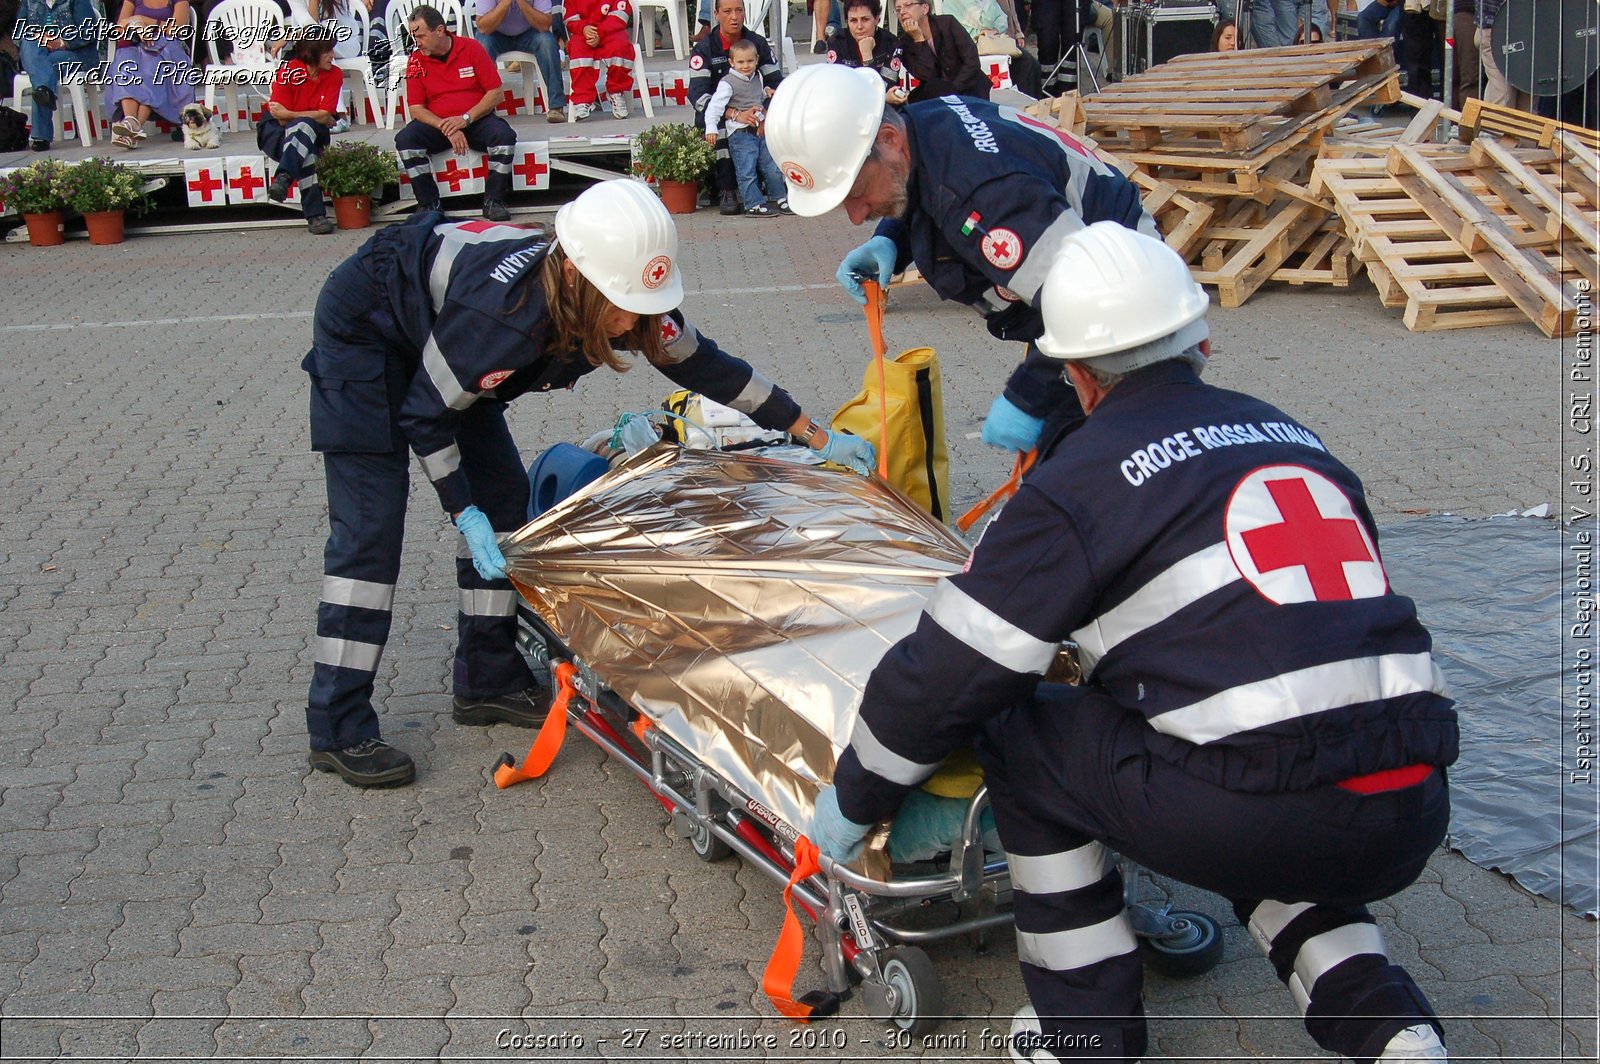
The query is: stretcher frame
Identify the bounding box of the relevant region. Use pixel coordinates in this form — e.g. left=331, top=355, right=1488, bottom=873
left=510, top=600, right=1225, bottom=1035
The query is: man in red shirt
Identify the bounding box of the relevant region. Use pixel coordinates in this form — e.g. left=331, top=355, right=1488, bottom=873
left=395, top=4, right=517, bottom=220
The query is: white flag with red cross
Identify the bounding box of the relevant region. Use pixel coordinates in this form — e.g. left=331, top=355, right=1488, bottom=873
left=224, top=155, right=272, bottom=205
left=983, top=55, right=1013, bottom=91
left=511, top=141, right=551, bottom=192
left=183, top=158, right=228, bottom=207
left=659, top=70, right=689, bottom=106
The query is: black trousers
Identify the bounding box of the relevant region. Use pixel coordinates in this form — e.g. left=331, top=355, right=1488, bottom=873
left=394, top=115, right=516, bottom=208
left=975, top=683, right=1449, bottom=1063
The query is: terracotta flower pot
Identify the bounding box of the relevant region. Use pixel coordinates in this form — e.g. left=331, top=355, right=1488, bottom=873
left=84, top=210, right=126, bottom=246
left=22, top=211, right=64, bottom=247
left=657, top=179, right=698, bottom=215
left=332, top=194, right=372, bottom=230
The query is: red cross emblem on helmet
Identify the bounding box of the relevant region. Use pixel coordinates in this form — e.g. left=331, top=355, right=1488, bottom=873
left=783, top=162, right=814, bottom=190
left=981, top=228, right=1023, bottom=270
left=643, top=255, right=671, bottom=290
left=660, top=316, right=682, bottom=345
left=1225, top=465, right=1388, bottom=605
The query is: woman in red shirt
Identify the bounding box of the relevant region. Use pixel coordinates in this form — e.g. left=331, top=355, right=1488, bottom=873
left=257, top=30, right=345, bottom=235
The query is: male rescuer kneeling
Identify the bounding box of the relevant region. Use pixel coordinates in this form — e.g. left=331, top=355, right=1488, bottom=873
left=811, top=223, right=1459, bottom=1064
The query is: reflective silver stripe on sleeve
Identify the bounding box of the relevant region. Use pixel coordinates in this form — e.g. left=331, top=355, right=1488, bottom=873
left=726, top=371, right=775, bottom=415
left=1072, top=542, right=1240, bottom=672
left=1150, top=652, right=1447, bottom=746
left=657, top=315, right=701, bottom=364
left=418, top=443, right=462, bottom=482
left=1016, top=913, right=1138, bottom=972
left=314, top=635, right=384, bottom=673
left=1246, top=900, right=1315, bottom=949
left=459, top=589, right=518, bottom=617
left=428, top=222, right=535, bottom=311
left=321, top=576, right=396, bottom=612
left=423, top=335, right=475, bottom=411
left=926, top=580, right=1059, bottom=676
left=847, top=716, right=941, bottom=788
left=1006, top=211, right=1085, bottom=303
left=1007, top=842, right=1108, bottom=897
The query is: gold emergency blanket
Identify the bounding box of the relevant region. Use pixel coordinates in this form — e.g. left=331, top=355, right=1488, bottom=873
left=502, top=444, right=970, bottom=870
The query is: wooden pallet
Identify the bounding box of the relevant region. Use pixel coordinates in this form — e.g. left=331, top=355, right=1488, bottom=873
left=1271, top=214, right=1363, bottom=287
left=1321, top=94, right=1462, bottom=158
left=1080, top=41, right=1400, bottom=158
left=1388, top=142, right=1588, bottom=336
left=1312, top=152, right=1529, bottom=330
left=1459, top=98, right=1600, bottom=153
left=1189, top=197, right=1331, bottom=307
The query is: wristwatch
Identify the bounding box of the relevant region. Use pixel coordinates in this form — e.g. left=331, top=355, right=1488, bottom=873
left=460, top=112, right=472, bottom=123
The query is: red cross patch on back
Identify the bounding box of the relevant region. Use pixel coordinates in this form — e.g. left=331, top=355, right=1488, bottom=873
left=1225, top=465, right=1388, bottom=604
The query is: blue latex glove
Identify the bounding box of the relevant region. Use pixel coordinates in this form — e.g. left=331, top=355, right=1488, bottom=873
left=981, top=394, right=1045, bottom=452
left=454, top=505, right=507, bottom=581
left=811, top=785, right=873, bottom=863
left=819, top=429, right=877, bottom=476
left=835, top=235, right=899, bottom=305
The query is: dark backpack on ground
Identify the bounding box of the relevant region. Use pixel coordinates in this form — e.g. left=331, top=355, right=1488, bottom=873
left=0, top=104, right=28, bottom=152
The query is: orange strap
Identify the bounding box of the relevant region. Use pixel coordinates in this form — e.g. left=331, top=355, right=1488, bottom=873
left=761, top=835, right=822, bottom=1021
left=493, top=661, right=579, bottom=788
left=861, top=281, right=892, bottom=481
left=955, top=449, right=1038, bottom=533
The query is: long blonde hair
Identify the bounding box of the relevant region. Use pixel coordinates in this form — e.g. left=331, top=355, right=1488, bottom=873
left=539, top=243, right=668, bottom=370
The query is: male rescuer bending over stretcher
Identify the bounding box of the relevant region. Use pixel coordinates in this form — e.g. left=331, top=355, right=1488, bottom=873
left=810, top=224, right=1460, bottom=1064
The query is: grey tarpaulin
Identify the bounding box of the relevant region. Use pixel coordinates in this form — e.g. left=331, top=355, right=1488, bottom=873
left=1379, top=516, right=1595, bottom=917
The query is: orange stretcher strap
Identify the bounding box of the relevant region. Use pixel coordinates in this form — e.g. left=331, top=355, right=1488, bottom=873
left=955, top=449, right=1037, bottom=533
left=862, top=281, right=892, bottom=481
left=762, top=835, right=822, bottom=1021
left=493, top=661, right=580, bottom=788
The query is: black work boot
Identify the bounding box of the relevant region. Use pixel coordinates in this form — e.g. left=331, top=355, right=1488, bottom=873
left=267, top=171, right=292, bottom=202
left=718, top=189, right=740, bottom=215
left=482, top=197, right=510, bottom=221
left=308, top=738, right=416, bottom=787
left=452, top=684, right=551, bottom=727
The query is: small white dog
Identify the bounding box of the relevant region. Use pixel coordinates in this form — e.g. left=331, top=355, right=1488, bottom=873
left=179, top=102, right=220, bottom=151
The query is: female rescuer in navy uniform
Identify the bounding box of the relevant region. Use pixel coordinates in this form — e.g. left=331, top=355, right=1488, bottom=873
left=302, top=178, right=876, bottom=788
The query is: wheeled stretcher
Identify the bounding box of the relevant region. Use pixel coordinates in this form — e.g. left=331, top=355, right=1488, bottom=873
left=496, top=443, right=1223, bottom=1035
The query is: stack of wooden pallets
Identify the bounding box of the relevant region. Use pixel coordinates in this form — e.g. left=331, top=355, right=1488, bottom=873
left=1025, top=44, right=1600, bottom=333
left=1027, top=40, right=1401, bottom=308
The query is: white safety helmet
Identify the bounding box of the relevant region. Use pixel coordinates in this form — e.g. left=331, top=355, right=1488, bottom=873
left=553, top=178, right=684, bottom=315
left=765, top=63, right=886, bottom=217
left=1037, top=222, right=1211, bottom=372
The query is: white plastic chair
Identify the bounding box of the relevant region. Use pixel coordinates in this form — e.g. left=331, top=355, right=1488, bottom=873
left=633, top=0, right=688, bottom=59
left=479, top=7, right=573, bottom=122
left=203, top=0, right=286, bottom=131
left=12, top=33, right=102, bottom=147
left=332, top=2, right=384, bottom=125
left=383, top=0, right=467, bottom=127
left=621, top=7, right=657, bottom=116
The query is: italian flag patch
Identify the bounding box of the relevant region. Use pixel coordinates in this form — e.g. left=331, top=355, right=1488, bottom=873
left=961, top=211, right=982, bottom=237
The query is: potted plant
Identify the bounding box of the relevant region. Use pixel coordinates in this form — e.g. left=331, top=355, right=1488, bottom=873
left=632, top=123, right=715, bottom=214
left=317, top=142, right=400, bottom=230
left=0, top=159, right=71, bottom=247
left=56, top=157, right=150, bottom=245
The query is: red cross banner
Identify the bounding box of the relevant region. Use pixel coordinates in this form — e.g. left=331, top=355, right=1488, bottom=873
left=430, top=150, right=486, bottom=197
left=1225, top=465, right=1388, bottom=605
left=511, top=141, right=551, bottom=192
left=659, top=70, right=689, bottom=106
left=224, top=155, right=270, bottom=206
left=183, top=159, right=227, bottom=208
left=501, top=86, right=528, bottom=116
left=982, top=55, right=1013, bottom=91
left=632, top=72, right=662, bottom=102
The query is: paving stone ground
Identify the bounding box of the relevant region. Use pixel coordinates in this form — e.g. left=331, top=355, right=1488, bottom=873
left=0, top=209, right=1592, bottom=1063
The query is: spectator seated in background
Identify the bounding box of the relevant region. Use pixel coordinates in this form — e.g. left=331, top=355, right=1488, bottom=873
left=301, top=0, right=375, bottom=132
left=14, top=0, right=101, bottom=151
left=892, top=0, right=987, bottom=103
left=1211, top=16, right=1236, bottom=50
left=475, top=0, right=567, bottom=122
left=703, top=36, right=789, bottom=216
left=108, top=0, right=196, bottom=148
left=257, top=28, right=342, bottom=234
left=942, top=0, right=1043, bottom=97
left=826, top=0, right=908, bottom=106
left=394, top=3, right=516, bottom=220
left=688, top=0, right=781, bottom=215
left=563, top=0, right=631, bottom=119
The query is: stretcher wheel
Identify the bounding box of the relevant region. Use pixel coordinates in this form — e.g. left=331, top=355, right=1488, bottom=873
left=688, top=818, right=732, bottom=862
left=877, top=946, right=943, bottom=1037
left=1139, top=910, right=1224, bottom=978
